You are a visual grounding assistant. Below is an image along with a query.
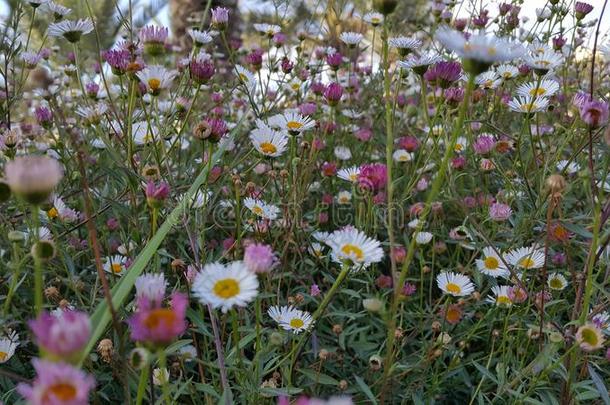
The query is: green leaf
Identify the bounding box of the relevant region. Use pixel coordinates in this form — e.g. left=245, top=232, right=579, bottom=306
left=298, top=368, right=339, bottom=385
left=354, top=375, right=377, bottom=404
left=587, top=364, right=610, bottom=405
left=76, top=121, right=245, bottom=366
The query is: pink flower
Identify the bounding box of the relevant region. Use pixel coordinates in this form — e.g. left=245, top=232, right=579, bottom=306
left=211, top=7, right=230, bottom=29
left=244, top=243, right=276, bottom=273
left=402, top=283, right=417, bottom=296
left=17, top=359, right=95, bottom=405
left=357, top=163, right=387, bottom=192
left=29, top=310, right=91, bottom=360
left=145, top=181, right=170, bottom=208
left=489, top=202, right=512, bottom=221
left=128, top=293, right=188, bottom=346
left=579, top=99, right=609, bottom=128
left=310, top=284, right=321, bottom=296
left=324, top=82, right=343, bottom=106
left=473, top=134, right=495, bottom=155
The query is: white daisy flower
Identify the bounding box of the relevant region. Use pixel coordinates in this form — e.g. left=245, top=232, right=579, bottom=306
left=268, top=305, right=314, bottom=334
left=250, top=124, right=288, bottom=158
left=188, top=29, right=213, bottom=45
left=191, top=189, right=213, bottom=208
left=389, top=36, right=422, bottom=55
left=507, top=96, right=549, bottom=113
left=76, top=103, right=108, bottom=125
left=46, top=196, right=79, bottom=222
left=505, top=246, right=545, bottom=270
left=334, top=146, right=352, bottom=161
left=27, top=227, right=52, bottom=241
left=135, top=273, right=167, bottom=302
left=192, top=261, right=259, bottom=313
left=591, top=311, right=610, bottom=334
left=103, top=255, right=128, bottom=276
left=435, top=26, right=523, bottom=67
left=47, top=18, right=93, bottom=42
left=47, top=2, right=72, bottom=19
left=153, top=368, right=169, bottom=385
left=476, top=247, right=510, bottom=277
left=397, top=51, right=442, bottom=74
left=0, top=330, right=19, bottom=364
left=486, top=285, right=513, bottom=307
left=547, top=273, right=568, bottom=291
left=393, top=149, right=413, bottom=162
left=308, top=242, right=326, bottom=258
left=136, top=65, right=178, bottom=95
left=363, top=11, right=384, bottom=26
left=243, top=197, right=280, bottom=220
left=476, top=71, right=501, bottom=89
left=312, top=231, right=332, bottom=243
left=268, top=112, right=315, bottom=134
left=326, top=227, right=384, bottom=269
left=336, top=190, right=352, bottom=204
left=556, top=160, right=580, bottom=175
left=454, top=137, right=468, bottom=153
left=253, top=23, right=281, bottom=37
left=235, top=65, right=257, bottom=93
left=496, top=64, right=519, bottom=80
left=132, top=121, right=160, bottom=145
left=525, top=49, right=563, bottom=73
left=436, top=271, right=475, bottom=297
left=516, top=79, right=559, bottom=98
left=337, top=166, right=360, bottom=183
left=415, top=231, right=433, bottom=245
left=340, top=31, right=363, bottom=46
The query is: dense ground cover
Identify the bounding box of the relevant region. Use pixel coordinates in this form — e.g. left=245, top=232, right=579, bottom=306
left=1, top=0, right=610, bottom=403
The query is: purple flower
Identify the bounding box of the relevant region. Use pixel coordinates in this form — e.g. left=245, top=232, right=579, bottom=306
left=17, top=359, right=95, bottom=405
left=575, top=2, right=593, bottom=19
left=246, top=49, right=264, bottom=70
left=280, top=57, right=294, bottom=74
left=35, top=106, right=53, bottom=129
left=138, top=25, right=168, bottom=45
left=473, top=134, right=495, bottom=155
left=299, top=102, right=317, bottom=116
left=102, top=48, right=130, bottom=75
left=85, top=82, right=99, bottom=98
left=324, top=82, right=343, bottom=106
left=579, top=99, right=609, bottom=128
left=444, top=87, right=464, bottom=105
left=206, top=118, right=228, bottom=142
left=244, top=243, right=276, bottom=273
left=326, top=52, right=343, bottom=70
left=128, top=293, right=187, bottom=346
left=145, top=181, right=170, bottom=207
left=190, top=58, right=215, bottom=84
left=358, top=163, right=388, bottom=192
left=29, top=310, right=91, bottom=360
left=424, top=61, right=462, bottom=88
left=489, top=202, right=512, bottom=221
left=402, top=282, right=417, bottom=296
left=211, top=7, right=230, bottom=30
left=310, top=284, right=321, bottom=296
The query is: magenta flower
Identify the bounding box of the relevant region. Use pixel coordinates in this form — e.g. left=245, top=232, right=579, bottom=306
left=17, top=359, right=95, bottom=405
left=35, top=106, right=53, bottom=129
left=190, top=58, right=215, bottom=84
left=489, top=202, right=512, bottom=221
left=424, top=61, right=462, bottom=88
left=324, top=82, right=343, bottom=106
left=29, top=310, right=91, bottom=361
left=473, top=134, right=495, bottom=155
left=574, top=2, right=593, bottom=19
left=145, top=181, right=170, bottom=208
left=326, top=52, right=343, bottom=70
left=281, top=57, right=294, bottom=74
left=310, top=284, right=321, bottom=296
left=244, top=243, right=276, bottom=273
left=358, top=163, right=388, bottom=192
left=138, top=25, right=168, bottom=45
left=128, top=293, right=187, bottom=346
left=103, top=48, right=130, bottom=75
left=579, top=99, right=609, bottom=128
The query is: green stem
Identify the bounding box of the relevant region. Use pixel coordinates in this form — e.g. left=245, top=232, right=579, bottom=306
left=135, top=363, right=150, bottom=405
left=32, top=208, right=43, bottom=314
left=158, top=349, right=171, bottom=405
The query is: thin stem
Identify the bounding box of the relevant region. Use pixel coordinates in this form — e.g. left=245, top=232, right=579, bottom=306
left=135, top=363, right=150, bottom=405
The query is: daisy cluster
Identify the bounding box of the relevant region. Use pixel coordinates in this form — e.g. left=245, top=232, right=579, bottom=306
left=0, top=0, right=610, bottom=403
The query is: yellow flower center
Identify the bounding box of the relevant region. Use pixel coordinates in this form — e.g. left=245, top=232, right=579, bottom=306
left=143, top=308, right=176, bottom=329
left=484, top=256, right=499, bottom=270
left=580, top=327, right=599, bottom=346
left=291, top=83, right=300, bottom=91
left=289, top=318, right=304, bottom=329
left=260, top=142, right=277, bottom=154
left=349, top=174, right=358, bottom=181
left=47, top=207, right=59, bottom=219
left=0, top=351, right=7, bottom=362
left=454, top=143, right=464, bottom=152
left=44, top=383, right=77, bottom=401
left=529, top=88, right=547, bottom=97
left=519, top=257, right=536, bottom=269
left=213, top=278, right=240, bottom=299
left=341, top=243, right=363, bottom=261
left=497, top=296, right=512, bottom=306
left=148, top=78, right=161, bottom=91
left=251, top=205, right=264, bottom=216
left=445, top=282, right=462, bottom=294
left=239, top=73, right=248, bottom=82
left=520, top=103, right=537, bottom=112
left=487, top=47, right=497, bottom=56
left=502, top=72, right=512, bottom=79
left=287, top=121, right=303, bottom=130
left=111, top=263, right=123, bottom=273
left=549, top=278, right=563, bottom=289
left=372, top=17, right=381, bottom=24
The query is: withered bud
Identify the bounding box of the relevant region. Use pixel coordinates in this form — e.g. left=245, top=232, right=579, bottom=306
left=279, top=169, right=289, bottom=178
left=193, top=120, right=212, bottom=140
left=369, top=355, right=382, bottom=371
left=394, top=328, right=404, bottom=339
left=171, top=259, right=186, bottom=271
left=142, top=165, right=160, bottom=180
left=59, top=299, right=70, bottom=309
left=431, top=321, right=442, bottom=332
left=294, top=293, right=304, bottom=304
left=332, top=324, right=343, bottom=335
left=44, top=286, right=61, bottom=302
left=319, top=349, right=330, bottom=360
left=338, top=380, right=348, bottom=391
left=97, top=338, right=114, bottom=363
left=546, top=174, right=566, bottom=196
